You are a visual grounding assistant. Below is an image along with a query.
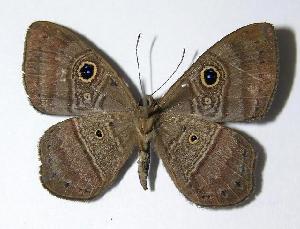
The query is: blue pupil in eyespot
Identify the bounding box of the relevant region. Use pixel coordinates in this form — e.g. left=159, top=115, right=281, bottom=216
left=79, top=63, right=94, bottom=79
left=203, top=68, right=217, bottom=85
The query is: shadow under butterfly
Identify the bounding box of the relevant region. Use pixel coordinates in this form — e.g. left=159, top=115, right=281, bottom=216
left=23, top=21, right=279, bottom=207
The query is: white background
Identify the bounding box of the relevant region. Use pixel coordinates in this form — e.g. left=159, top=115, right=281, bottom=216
left=0, top=0, right=299, bottom=228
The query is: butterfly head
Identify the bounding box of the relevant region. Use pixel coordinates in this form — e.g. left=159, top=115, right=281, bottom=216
left=138, top=95, right=159, bottom=115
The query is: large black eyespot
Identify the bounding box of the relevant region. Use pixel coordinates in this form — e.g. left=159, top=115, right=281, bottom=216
left=80, top=64, right=94, bottom=79
left=189, top=134, right=199, bottom=144
left=77, top=61, right=97, bottom=82
left=204, top=68, right=217, bottom=85
left=200, top=66, right=220, bottom=87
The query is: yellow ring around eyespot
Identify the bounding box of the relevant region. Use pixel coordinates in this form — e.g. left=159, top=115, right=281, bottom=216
left=77, top=61, right=97, bottom=83
left=200, top=66, right=220, bottom=88
left=188, top=133, right=199, bottom=144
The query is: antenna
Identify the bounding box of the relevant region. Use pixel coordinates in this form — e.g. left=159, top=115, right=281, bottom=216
left=149, top=36, right=157, bottom=94
left=135, top=33, right=146, bottom=103
left=151, top=48, right=186, bottom=96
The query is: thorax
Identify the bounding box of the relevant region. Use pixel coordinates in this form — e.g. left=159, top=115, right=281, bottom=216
left=135, top=95, right=159, bottom=143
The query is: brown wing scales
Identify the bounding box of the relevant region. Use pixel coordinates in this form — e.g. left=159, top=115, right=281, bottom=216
left=23, top=21, right=137, bottom=115
left=39, top=112, right=137, bottom=200
left=159, top=23, right=278, bottom=122
left=154, top=113, right=255, bottom=206
left=25, top=21, right=272, bottom=206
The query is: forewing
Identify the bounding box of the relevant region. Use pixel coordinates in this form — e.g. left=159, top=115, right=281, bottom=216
left=39, top=112, right=137, bottom=200
left=159, top=23, right=278, bottom=122
left=23, top=21, right=137, bottom=115
left=154, top=113, right=255, bottom=207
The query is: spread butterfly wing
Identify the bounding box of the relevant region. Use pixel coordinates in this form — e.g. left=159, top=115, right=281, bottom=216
left=159, top=23, right=278, bottom=122
left=154, top=113, right=255, bottom=206
left=39, top=113, right=137, bottom=200
left=23, top=21, right=137, bottom=115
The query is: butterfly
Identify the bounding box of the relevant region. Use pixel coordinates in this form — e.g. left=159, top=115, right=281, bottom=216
left=23, top=21, right=278, bottom=207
